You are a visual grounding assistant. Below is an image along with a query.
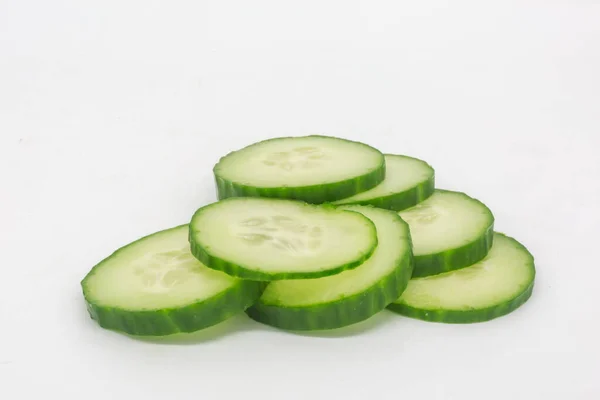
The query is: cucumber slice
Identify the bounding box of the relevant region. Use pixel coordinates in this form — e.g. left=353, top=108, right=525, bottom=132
left=388, top=233, right=535, bottom=323
left=333, top=154, right=435, bottom=211
left=189, top=197, right=378, bottom=281
left=81, top=225, right=265, bottom=336
left=398, top=189, right=494, bottom=277
left=246, top=205, right=413, bottom=330
left=214, top=135, right=385, bottom=204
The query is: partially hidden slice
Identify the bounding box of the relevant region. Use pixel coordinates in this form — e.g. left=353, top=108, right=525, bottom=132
left=213, top=135, right=385, bottom=204
left=81, top=225, right=265, bottom=336
left=398, top=189, right=494, bottom=277
left=246, top=205, right=413, bottom=330
left=189, top=197, right=378, bottom=281
left=388, top=233, right=535, bottom=323
left=333, top=154, right=435, bottom=211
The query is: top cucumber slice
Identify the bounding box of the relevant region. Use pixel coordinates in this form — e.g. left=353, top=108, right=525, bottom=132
left=333, top=154, right=435, bottom=211
left=398, top=189, right=494, bottom=277
left=214, top=135, right=385, bottom=204
left=189, top=197, right=378, bottom=281
left=388, top=232, right=535, bottom=323
left=246, top=205, right=413, bottom=331
left=81, top=225, right=265, bottom=336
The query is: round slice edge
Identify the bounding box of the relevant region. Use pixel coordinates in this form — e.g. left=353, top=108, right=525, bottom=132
left=333, top=154, right=435, bottom=211
left=388, top=232, right=535, bottom=323
left=398, top=189, right=494, bottom=277
left=81, top=225, right=266, bottom=336
left=246, top=205, right=414, bottom=331
left=189, top=197, right=379, bottom=281
left=214, top=135, right=385, bottom=203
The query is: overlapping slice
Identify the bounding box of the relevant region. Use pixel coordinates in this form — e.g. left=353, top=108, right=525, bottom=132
left=81, top=225, right=266, bottom=336
left=81, top=134, right=537, bottom=338
left=398, top=189, right=494, bottom=277
left=388, top=233, right=535, bottom=323
left=213, top=135, right=385, bottom=204
left=189, top=198, right=378, bottom=281
left=246, top=205, right=413, bottom=331
left=333, top=154, right=435, bottom=211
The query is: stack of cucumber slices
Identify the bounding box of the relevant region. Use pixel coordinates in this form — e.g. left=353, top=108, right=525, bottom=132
left=81, top=135, right=535, bottom=337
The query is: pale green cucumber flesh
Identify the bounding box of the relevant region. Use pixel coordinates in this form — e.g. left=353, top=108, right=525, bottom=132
left=246, top=205, right=413, bottom=330
left=214, top=135, right=385, bottom=203
left=388, top=232, right=535, bottom=323
left=333, top=154, right=435, bottom=211
left=189, top=197, right=378, bottom=280
left=398, top=189, right=494, bottom=277
left=81, top=225, right=265, bottom=336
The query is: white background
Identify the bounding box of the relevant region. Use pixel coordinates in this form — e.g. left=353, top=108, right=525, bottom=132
left=1, top=0, right=599, bottom=399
